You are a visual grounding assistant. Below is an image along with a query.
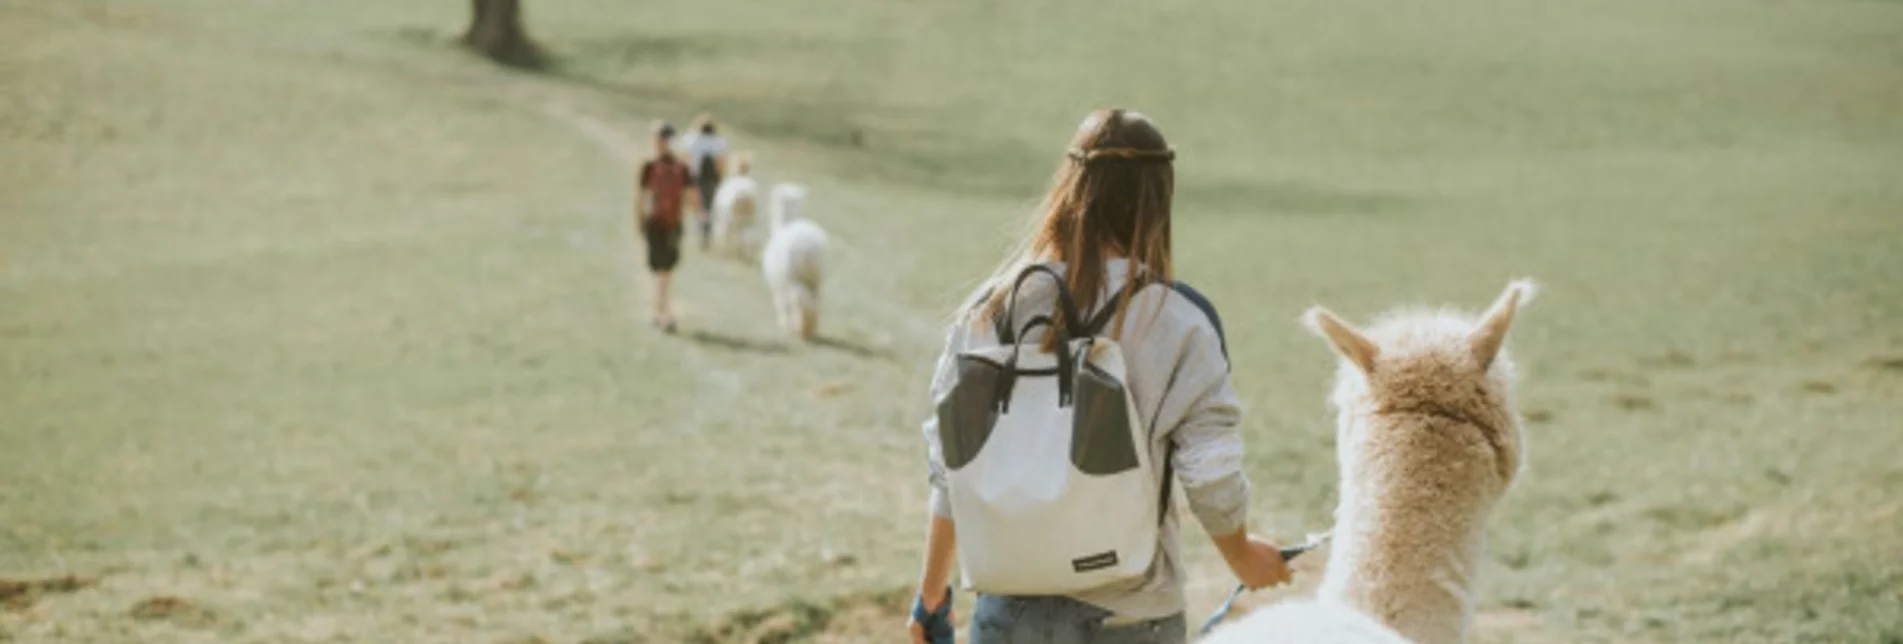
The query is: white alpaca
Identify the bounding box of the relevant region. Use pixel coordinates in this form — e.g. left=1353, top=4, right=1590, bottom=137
left=1204, top=280, right=1536, bottom=644
left=712, top=153, right=762, bottom=261
left=1209, top=599, right=1413, bottom=644
left=760, top=183, right=828, bottom=340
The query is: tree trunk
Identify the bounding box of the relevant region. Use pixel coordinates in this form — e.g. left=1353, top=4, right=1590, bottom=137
left=462, top=0, right=543, bottom=68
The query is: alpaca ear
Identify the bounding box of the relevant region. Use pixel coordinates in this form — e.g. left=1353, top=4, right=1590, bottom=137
left=1470, top=279, right=1538, bottom=370
left=1303, top=306, right=1378, bottom=374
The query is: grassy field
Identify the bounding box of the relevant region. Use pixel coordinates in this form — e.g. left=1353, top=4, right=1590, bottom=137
left=3, top=0, right=1901, bottom=641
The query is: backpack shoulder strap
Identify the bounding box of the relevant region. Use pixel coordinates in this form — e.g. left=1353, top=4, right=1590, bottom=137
left=1081, top=275, right=1149, bottom=336
left=1079, top=277, right=1226, bottom=350
left=1151, top=280, right=1228, bottom=526
left=990, top=264, right=1081, bottom=346
left=1167, top=281, right=1229, bottom=368
left=973, top=270, right=1228, bottom=347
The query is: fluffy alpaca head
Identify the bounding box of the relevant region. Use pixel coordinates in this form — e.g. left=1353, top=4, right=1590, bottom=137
left=1303, top=279, right=1536, bottom=490
left=770, top=183, right=806, bottom=230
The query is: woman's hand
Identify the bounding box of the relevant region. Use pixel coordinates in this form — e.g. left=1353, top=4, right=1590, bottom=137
left=1237, top=535, right=1295, bottom=589
left=1214, top=530, right=1294, bottom=590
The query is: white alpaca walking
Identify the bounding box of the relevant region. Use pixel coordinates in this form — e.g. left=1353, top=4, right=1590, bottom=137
left=760, top=183, right=828, bottom=340
left=1204, top=280, right=1537, bottom=644
left=711, top=153, right=762, bottom=261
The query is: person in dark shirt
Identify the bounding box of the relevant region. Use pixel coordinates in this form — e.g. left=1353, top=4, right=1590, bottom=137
left=636, top=121, right=704, bottom=333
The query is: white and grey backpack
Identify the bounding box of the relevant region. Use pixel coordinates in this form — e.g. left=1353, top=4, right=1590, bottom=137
left=935, top=264, right=1173, bottom=596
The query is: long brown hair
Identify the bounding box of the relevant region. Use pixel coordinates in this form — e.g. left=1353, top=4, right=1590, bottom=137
left=972, top=109, right=1176, bottom=351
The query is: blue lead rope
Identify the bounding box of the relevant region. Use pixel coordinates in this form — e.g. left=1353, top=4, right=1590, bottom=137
left=1196, top=535, right=1332, bottom=637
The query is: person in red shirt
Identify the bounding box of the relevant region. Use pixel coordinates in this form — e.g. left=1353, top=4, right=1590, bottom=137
left=636, top=121, right=704, bottom=333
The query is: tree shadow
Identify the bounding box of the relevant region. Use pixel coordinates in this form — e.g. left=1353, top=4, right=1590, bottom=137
left=682, top=329, right=790, bottom=355
left=502, top=36, right=1051, bottom=198
left=381, top=25, right=554, bottom=72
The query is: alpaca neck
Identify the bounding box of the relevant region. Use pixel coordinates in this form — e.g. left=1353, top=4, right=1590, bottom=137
left=1317, top=448, right=1491, bottom=644
left=770, top=198, right=790, bottom=232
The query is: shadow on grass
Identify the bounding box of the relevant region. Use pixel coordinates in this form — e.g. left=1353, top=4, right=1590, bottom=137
left=379, top=26, right=1051, bottom=197
left=681, top=328, right=895, bottom=361
left=388, top=26, right=553, bottom=72
left=808, top=335, right=895, bottom=361
left=378, top=25, right=1412, bottom=210
left=553, top=73, right=1050, bottom=197
left=543, top=35, right=1051, bottom=198
left=683, top=329, right=790, bottom=355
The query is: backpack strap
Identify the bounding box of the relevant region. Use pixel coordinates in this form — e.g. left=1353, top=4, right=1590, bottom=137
left=994, top=265, right=1086, bottom=406
left=1077, top=277, right=1226, bottom=357
left=980, top=265, right=1165, bottom=341
left=1151, top=281, right=1228, bottom=526
left=1168, top=282, right=1229, bottom=368
left=995, top=264, right=1082, bottom=346
left=1150, top=363, right=1183, bottom=527
left=1081, top=274, right=1153, bottom=336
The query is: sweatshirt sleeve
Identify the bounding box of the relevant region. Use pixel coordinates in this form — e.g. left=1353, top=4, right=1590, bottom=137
left=922, top=321, right=968, bottom=519
left=1166, top=316, right=1251, bottom=537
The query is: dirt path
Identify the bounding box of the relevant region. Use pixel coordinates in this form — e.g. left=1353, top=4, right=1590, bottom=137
left=538, top=100, right=646, bottom=165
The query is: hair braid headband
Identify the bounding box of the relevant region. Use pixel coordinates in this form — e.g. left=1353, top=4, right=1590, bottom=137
left=1067, top=146, right=1176, bottom=165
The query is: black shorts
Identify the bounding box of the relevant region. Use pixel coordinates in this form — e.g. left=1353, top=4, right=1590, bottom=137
left=641, top=219, right=683, bottom=272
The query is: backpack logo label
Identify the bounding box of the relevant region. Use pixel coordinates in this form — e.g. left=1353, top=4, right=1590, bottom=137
left=1071, top=550, right=1120, bottom=573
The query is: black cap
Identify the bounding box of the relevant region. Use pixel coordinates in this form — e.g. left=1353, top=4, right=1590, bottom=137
left=655, top=121, right=677, bottom=139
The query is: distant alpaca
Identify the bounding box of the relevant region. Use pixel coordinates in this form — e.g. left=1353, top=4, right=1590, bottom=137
left=761, top=183, right=829, bottom=340
left=712, top=153, right=762, bottom=261
left=1204, top=280, right=1537, bottom=644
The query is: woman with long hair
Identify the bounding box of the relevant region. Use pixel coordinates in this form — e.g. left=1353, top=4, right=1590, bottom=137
left=908, top=109, right=1291, bottom=643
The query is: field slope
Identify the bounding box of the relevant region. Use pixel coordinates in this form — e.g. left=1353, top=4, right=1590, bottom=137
left=3, top=0, right=1901, bottom=642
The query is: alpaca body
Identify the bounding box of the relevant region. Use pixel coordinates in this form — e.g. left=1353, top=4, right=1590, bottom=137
left=1204, top=281, right=1535, bottom=644
left=1201, top=598, right=1411, bottom=644
left=761, top=183, right=827, bottom=340
left=712, top=174, right=761, bottom=260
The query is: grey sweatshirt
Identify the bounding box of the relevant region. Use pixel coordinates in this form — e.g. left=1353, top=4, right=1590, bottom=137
left=922, top=258, right=1251, bottom=620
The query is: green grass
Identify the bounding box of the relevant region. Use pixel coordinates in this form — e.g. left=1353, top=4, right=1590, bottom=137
left=3, top=0, right=1901, bottom=641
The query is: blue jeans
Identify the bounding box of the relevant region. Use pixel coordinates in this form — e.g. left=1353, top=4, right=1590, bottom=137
left=970, top=595, right=1187, bottom=644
